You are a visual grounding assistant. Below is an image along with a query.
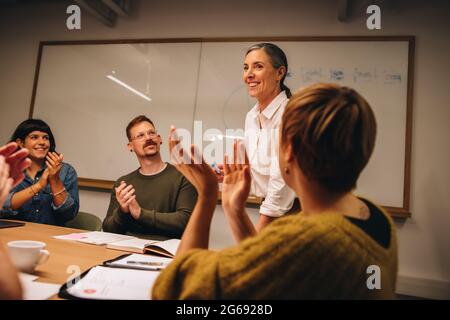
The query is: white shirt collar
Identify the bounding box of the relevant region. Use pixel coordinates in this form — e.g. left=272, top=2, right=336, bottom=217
left=250, top=90, right=288, bottom=120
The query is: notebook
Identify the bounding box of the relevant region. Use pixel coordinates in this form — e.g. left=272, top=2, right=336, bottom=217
left=106, top=238, right=180, bottom=258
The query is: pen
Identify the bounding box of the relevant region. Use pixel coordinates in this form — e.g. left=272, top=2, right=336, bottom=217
left=126, top=261, right=165, bottom=266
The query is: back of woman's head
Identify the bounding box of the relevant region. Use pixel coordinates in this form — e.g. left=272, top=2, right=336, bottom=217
left=246, top=43, right=292, bottom=98
left=281, top=83, right=376, bottom=193
left=10, top=119, right=56, bottom=152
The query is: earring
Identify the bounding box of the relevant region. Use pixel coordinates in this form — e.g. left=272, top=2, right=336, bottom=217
left=284, top=167, right=290, bottom=175
left=130, top=150, right=133, bottom=152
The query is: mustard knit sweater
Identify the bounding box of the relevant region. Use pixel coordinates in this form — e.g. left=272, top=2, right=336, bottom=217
left=152, top=200, right=398, bottom=299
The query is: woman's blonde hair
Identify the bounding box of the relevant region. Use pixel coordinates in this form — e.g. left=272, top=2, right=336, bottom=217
left=281, top=83, right=377, bottom=193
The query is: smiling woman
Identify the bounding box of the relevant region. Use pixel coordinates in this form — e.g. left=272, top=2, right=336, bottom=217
left=236, top=43, right=296, bottom=236
left=0, top=119, right=80, bottom=226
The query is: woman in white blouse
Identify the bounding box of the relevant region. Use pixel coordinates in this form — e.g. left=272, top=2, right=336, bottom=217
left=220, top=43, right=297, bottom=242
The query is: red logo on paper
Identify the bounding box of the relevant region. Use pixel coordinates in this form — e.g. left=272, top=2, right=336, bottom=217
left=83, top=289, right=96, bottom=294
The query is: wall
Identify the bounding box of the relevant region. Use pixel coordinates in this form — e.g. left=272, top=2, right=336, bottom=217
left=0, top=0, right=449, bottom=299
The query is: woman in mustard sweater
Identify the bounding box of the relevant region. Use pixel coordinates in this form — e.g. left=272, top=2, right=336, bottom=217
left=153, top=83, right=398, bottom=299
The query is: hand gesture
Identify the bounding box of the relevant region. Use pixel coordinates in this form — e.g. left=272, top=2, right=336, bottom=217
left=46, top=152, right=63, bottom=180
left=0, top=142, right=31, bottom=187
left=0, top=156, right=13, bottom=208
left=221, top=140, right=252, bottom=215
left=169, top=126, right=218, bottom=198
left=38, top=168, right=50, bottom=189
left=214, top=163, right=225, bottom=183
left=115, top=181, right=141, bottom=219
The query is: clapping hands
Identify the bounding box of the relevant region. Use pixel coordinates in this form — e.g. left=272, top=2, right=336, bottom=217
left=115, top=181, right=142, bottom=220
left=221, top=140, right=251, bottom=215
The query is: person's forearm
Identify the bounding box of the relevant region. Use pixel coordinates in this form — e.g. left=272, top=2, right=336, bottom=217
left=223, top=207, right=256, bottom=243
left=10, top=183, right=44, bottom=210
left=139, top=209, right=190, bottom=238
left=0, top=249, right=22, bottom=300
left=102, top=208, right=128, bottom=233
left=49, top=176, right=67, bottom=207
left=176, top=195, right=216, bottom=257
left=255, top=214, right=277, bottom=232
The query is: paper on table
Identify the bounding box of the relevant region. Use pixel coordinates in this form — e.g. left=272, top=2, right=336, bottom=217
left=59, top=233, right=87, bottom=240
left=66, top=266, right=159, bottom=300
left=19, top=272, right=38, bottom=282
left=105, top=253, right=172, bottom=271
left=54, top=231, right=135, bottom=245
left=19, top=277, right=60, bottom=300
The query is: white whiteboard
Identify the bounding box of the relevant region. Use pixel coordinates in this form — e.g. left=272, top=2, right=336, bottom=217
left=32, top=37, right=413, bottom=214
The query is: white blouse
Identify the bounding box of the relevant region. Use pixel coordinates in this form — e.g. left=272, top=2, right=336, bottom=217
left=244, top=91, right=296, bottom=217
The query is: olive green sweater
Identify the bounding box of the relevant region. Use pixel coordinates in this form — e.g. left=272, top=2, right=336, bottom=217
left=152, top=200, right=397, bottom=299
left=102, top=164, right=197, bottom=240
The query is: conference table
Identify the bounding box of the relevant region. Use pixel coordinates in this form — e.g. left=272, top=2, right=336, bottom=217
left=0, top=220, right=125, bottom=299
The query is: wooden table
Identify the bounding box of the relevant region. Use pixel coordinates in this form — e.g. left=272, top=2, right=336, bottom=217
left=0, top=220, right=124, bottom=299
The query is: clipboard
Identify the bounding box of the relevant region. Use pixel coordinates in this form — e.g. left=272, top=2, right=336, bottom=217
left=58, top=254, right=132, bottom=300
left=58, top=254, right=163, bottom=300
left=58, top=267, right=94, bottom=300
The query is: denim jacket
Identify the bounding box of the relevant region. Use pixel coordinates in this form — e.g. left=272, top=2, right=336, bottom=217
left=0, top=162, right=79, bottom=226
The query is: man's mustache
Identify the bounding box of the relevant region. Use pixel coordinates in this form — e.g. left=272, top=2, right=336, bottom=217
left=144, top=141, right=157, bottom=148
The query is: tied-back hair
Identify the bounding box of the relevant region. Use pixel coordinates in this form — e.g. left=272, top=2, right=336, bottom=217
left=246, top=43, right=292, bottom=98
left=281, top=83, right=377, bottom=193
left=10, top=119, right=56, bottom=152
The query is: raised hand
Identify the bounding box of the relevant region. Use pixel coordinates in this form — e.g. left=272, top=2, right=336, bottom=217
left=221, top=140, right=252, bottom=215
left=45, top=152, right=63, bottom=179
left=128, top=197, right=142, bottom=220
left=115, top=181, right=142, bottom=219
left=115, top=181, right=134, bottom=212
left=169, top=126, right=218, bottom=198
left=0, top=142, right=31, bottom=187
left=0, top=156, right=13, bottom=208
left=38, top=168, right=50, bottom=189
left=214, top=163, right=225, bottom=183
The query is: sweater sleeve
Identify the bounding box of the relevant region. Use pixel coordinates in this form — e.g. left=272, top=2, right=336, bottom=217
left=137, top=177, right=197, bottom=238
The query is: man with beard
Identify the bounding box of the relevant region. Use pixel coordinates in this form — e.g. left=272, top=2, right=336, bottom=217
left=102, top=115, right=197, bottom=240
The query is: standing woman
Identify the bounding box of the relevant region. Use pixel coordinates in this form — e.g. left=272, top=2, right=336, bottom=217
left=232, top=43, right=296, bottom=239
left=0, top=119, right=79, bottom=226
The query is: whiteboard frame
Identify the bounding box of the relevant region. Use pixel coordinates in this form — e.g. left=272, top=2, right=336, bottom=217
left=29, top=36, right=415, bottom=218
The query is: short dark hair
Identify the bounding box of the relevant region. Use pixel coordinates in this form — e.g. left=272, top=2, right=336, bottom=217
left=126, top=115, right=155, bottom=141
left=281, top=83, right=377, bottom=193
left=246, top=43, right=292, bottom=98
left=10, top=119, right=56, bottom=152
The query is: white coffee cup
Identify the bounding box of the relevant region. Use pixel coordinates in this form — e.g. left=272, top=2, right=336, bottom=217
left=7, top=240, right=50, bottom=273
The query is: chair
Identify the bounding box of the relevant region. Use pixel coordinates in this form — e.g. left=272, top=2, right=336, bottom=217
left=65, top=211, right=102, bottom=231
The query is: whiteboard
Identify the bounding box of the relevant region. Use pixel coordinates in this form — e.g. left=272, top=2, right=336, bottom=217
left=31, top=37, right=414, bottom=216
